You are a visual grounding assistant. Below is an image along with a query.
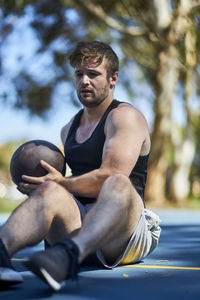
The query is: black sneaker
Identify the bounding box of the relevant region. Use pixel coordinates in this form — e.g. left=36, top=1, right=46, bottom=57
left=23, top=238, right=79, bottom=291
left=0, top=239, right=23, bottom=287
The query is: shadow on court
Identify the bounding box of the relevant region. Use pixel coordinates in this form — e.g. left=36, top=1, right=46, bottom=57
left=1, top=211, right=200, bottom=299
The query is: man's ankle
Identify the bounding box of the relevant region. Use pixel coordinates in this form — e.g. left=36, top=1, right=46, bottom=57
left=71, top=238, right=85, bottom=263
left=0, top=238, right=8, bottom=253
left=0, top=238, right=13, bottom=269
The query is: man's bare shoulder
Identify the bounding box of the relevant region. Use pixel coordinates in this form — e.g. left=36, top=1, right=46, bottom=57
left=106, top=102, right=149, bottom=129
left=60, top=116, right=75, bottom=145
left=105, top=102, right=150, bottom=155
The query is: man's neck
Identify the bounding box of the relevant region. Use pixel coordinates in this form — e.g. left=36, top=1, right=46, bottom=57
left=82, top=98, right=113, bottom=124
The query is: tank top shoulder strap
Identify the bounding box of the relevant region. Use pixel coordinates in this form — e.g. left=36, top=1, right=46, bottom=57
left=66, top=100, right=123, bottom=146
left=67, top=109, right=83, bottom=140
left=97, top=99, right=122, bottom=127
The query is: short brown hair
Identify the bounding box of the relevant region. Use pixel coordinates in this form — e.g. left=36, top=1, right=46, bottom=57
left=69, top=41, right=119, bottom=78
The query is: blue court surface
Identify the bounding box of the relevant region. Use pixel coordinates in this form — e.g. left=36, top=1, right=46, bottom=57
left=1, top=210, right=200, bottom=299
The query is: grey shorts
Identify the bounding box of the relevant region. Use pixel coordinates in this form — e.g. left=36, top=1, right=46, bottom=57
left=74, top=199, right=94, bottom=220
left=97, top=209, right=161, bottom=268
left=75, top=198, right=161, bottom=268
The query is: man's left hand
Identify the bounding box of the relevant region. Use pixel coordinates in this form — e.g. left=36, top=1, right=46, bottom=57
left=19, top=160, right=64, bottom=194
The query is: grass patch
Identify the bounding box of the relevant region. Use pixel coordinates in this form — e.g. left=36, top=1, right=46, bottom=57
left=0, top=197, right=24, bottom=213
left=187, top=198, right=200, bottom=210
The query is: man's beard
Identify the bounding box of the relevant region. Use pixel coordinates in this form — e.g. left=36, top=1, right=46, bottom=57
left=78, top=88, right=109, bottom=108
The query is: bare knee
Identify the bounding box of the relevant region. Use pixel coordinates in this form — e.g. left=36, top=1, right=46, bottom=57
left=34, top=180, right=70, bottom=201
left=103, top=174, right=132, bottom=193
left=99, top=174, right=134, bottom=209
left=100, top=174, right=143, bottom=213
left=29, top=180, right=70, bottom=213
left=36, top=180, right=62, bottom=196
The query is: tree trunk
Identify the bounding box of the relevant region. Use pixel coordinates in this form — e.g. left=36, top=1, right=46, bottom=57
left=169, top=23, right=197, bottom=203
left=146, top=0, right=193, bottom=205
left=169, top=128, right=195, bottom=203
left=146, top=44, right=179, bottom=205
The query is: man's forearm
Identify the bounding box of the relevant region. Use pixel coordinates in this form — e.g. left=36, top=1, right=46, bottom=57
left=59, top=169, right=110, bottom=198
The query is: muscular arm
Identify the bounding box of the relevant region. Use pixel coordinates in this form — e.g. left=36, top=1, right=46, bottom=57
left=59, top=105, right=150, bottom=198
left=22, top=105, right=150, bottom=198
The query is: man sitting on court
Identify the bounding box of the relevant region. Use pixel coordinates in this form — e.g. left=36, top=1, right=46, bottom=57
left=0, top=41, right=161, bottom=290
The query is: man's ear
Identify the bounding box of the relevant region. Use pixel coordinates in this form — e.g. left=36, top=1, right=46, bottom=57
left=110, top=71, right=118, bottom=89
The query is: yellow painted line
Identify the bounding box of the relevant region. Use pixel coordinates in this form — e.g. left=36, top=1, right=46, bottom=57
left=123, top=265, right=200, bottom=271
left=11, top=258, right=27, bottom=262
left=11, top=258, right=200, bottom=271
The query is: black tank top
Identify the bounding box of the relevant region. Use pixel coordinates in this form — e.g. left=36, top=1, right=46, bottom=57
left=64, top=100, right=149, bottom=204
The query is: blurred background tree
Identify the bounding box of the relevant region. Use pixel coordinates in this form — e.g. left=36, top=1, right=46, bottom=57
left=0, top=0, right=200, bottom=207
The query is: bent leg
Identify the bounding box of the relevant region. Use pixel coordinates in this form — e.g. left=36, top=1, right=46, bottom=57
left=21, top=175, right=144, bottom=290
left=0, top=181, right=82, bottom=257
left=72, top=174, right=143, bottom=264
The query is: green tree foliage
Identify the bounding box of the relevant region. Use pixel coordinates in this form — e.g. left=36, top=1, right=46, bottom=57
left=1, top=0, right=86, bottom=115
left=0, top=0, right=155, bottom=114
